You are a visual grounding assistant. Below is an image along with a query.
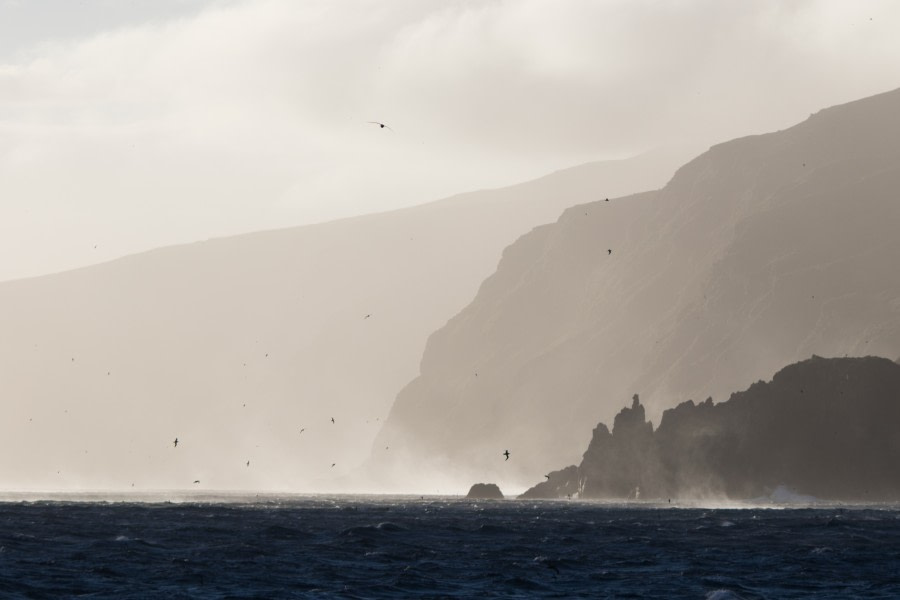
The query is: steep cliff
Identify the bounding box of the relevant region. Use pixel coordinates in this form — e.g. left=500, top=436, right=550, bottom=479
left=374, top=87, right=900, bottom=489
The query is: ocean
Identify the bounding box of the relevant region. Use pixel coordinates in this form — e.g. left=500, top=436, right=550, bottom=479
left=1, top=494, right=898, bottom=598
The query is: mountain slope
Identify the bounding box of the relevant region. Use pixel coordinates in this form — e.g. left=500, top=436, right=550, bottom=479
left=373, top=87, right=900, bottom=492
left=0, top=151, right=686, bottom=491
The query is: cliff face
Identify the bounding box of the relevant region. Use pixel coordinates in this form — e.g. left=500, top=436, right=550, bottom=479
left=522, top=356, right=900, bottom=502
left=374, top=87, right=900, bottom=490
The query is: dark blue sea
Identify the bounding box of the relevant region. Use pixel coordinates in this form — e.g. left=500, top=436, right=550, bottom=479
left=1, top=494, right=899, bottom=599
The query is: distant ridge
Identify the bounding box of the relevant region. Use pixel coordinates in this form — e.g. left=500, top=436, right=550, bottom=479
left=0, top=150, right=686, bottom=491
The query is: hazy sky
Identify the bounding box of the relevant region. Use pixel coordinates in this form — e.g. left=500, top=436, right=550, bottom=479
left=1, top=0, right=899, bottom=282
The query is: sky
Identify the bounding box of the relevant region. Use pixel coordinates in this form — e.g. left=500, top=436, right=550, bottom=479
left=1, top=0, right=900, bottom=282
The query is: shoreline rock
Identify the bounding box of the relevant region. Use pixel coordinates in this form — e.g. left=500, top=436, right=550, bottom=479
left=466, top=483, right=504, bottom=499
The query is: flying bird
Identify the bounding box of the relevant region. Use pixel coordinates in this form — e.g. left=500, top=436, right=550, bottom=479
left=300, top=428, right=305, bottom=434
left=173, top=438, right=178, bottom=448
left=607, top=249, right=612, bottom=255
left=331, top=463, right=336, bottom=468
left=193, top=480, right=200, bottom=484
left=331, top=417, right=335, bottom=424
left=246, top=461, right=250, bottom=467
left=364, top=314, right=371, bottom=319
left=545, top=474, right=551, bottom=480
left=503, top=450, right=510, bottom=461
left=368, top=121, right=393, bottom=131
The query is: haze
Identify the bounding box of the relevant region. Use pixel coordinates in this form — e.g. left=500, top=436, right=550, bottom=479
left=2, top=0, right=899, bottom=281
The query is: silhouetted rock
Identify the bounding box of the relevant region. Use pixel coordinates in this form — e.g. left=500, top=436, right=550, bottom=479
left=466, top=483, right=504, bottom=499
left=521, top=356, right=900, bottom=502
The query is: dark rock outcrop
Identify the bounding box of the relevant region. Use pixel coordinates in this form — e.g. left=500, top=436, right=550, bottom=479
left=521, top=356, right=900, bottom=502
left=518, top=465, right=580, bottom=499
left=466, top=483, right=504, bottom=499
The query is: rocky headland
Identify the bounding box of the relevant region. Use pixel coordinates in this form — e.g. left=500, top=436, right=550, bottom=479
left=521, top=356, right=900, bottom=502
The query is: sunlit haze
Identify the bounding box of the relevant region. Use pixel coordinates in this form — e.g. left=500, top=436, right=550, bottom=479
left=2, top=0, right=900, bottom=282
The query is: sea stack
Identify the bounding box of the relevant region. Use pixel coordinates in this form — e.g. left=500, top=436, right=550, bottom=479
left=466, top=483, right=504, bottom=499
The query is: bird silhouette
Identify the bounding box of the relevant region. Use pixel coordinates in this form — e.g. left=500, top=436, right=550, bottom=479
left=246, top=460, right=250, bottom=467
left=173, top=438, right=178, bottom=448
left=503, top=450, right=510, bottom=461
left=331, top=417, right=335, bottom=424
left=331, top=463, right=336, bottom=468
left=368, top=121, right=393, bottom=131
left=544, top=474, right=551, bottom=480
left=300, top=428, right=306, bottom=434
left=364, top=314, right=371, bottom=319
left=193, top=480, right=200, bottom=484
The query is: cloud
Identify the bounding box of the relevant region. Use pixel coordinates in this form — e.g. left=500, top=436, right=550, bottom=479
left=1, top=0, right=899, bottom=280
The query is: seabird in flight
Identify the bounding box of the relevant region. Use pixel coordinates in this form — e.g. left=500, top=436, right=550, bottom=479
left=331, top=463, right=336, bottom=468
left=368, top=121, right=393, bottom=131
left=503, top=450, right=510, bottom=461
left=331, top=417, right=335, bottom=424
left=545, top=474, right=551, bottom=480
left=300, top=428, right=306, bottom=434
left=607, top=249, right=612, bottom=255
left=246, top=460, right=250, bottom=467
left=193, top=480, right=200, bottom=484
left=364, top=314, right=371, bottom=319
left=173, top=438, right=179, bottom=448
